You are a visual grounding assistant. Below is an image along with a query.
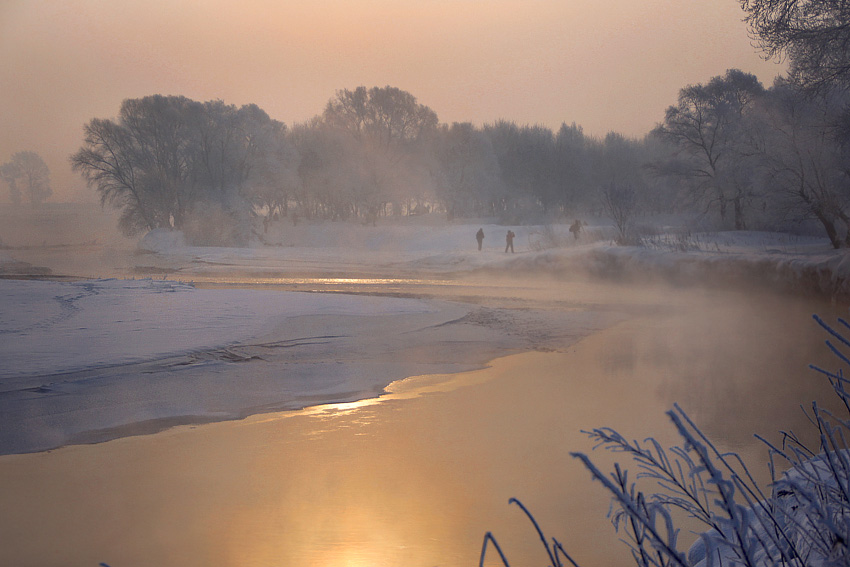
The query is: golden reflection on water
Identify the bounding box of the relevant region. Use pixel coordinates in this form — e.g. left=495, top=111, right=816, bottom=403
left=194, top=275, right=458, bottom=290
left=252, top=369, right=493, bottom=429
left=188, top=274, right=482, bottom=297
left=0, top=287, right=845, bottom=567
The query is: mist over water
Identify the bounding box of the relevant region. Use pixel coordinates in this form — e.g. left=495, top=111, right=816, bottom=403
left=0, top=203, right=124, bottom=247
left=0, top=204, right=846, bottom=566
left=0, top=280, right=841, bottom=566
left=0, top=203, right=135, bottom=278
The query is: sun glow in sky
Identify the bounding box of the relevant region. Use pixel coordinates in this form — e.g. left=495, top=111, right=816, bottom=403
left=0, top=0, right=785, bottom=201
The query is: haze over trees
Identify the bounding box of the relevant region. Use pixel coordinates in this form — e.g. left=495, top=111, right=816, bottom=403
left=0, top=151, right=52, bottom=206
left=314, top=85, right=439, bottom=220
left=652, top=69, right=766, bottom=230
left=72, top=88, right=660, bottom=246
left=750, top=79, right=850, bottom=248
left=70, top=95, right=296, bottom=245
left=69, top=1, right=850, bottom=247
left=70, top=79, right=850, bottom=247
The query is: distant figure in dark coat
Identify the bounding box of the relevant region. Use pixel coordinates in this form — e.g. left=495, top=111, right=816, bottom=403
left=505, top=230, right=515, bottom=253
left=476, top=228, right=484, bottom=251
left=569, top=219, right=583, bottom=240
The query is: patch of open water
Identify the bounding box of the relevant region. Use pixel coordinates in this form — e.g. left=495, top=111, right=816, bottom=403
left=0, top=276, right=846, bottom=566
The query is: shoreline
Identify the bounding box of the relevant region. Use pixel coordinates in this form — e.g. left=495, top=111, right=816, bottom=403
left=0, top=279, right=623, bottom=456
left=5, top=229, right=846, bottom=456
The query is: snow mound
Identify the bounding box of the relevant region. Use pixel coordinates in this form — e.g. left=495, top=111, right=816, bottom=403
left=688, top=450, right=850, bottom=567
left=137, top=229, right=187, bottom=253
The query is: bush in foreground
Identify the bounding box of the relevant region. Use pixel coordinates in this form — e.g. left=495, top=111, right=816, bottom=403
left=482, top=315, right=850, bottom=567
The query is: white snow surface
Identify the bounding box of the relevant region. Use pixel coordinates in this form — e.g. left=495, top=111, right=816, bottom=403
left=2, top=218, right=850, bottom=455
left=1, top=219, right=623, bottom=454
left=135, top=221, right=555, bottom=277
left=131, top=222, right=850, bottom=298
left=0, top=277, right=435, bottom=381
left=687, top=450, right=850, bottom=567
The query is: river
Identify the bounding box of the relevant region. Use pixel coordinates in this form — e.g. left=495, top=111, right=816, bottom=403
left=0, top=272, right=845, bottom=567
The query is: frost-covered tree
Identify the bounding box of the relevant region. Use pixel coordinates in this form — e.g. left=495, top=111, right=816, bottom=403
left=290, top=119, right=369, bottom=220
left=434, top=122, right=504, bottom=219
left=742, top=0, right=850, bottom=90
left=553, top=122, right=593, bottom=215
left=0, top=160, right=22, bottom=206
left=596, top=133, right=649, bottom=242
left=653, top=69, right=766, bottom=229
left=72, top=95, right=199, bottom=235
left=0, top=151, right=51, bottom=206
left=240, top=115, right=300, bottom=227
left=321, top=86, right=439, bottom=217
left=71, top=95, right=291, bottom=244
left=750, top=79, right=850, bottom=247
left=601, top=181, right=637, bottom=244
left=482, top=120, right=556, bottom=220
left=641, top=135, right=689, bottom=216
left=190, top=101, right=299, bottom=239
left=323, top=85, right=438, bottom=149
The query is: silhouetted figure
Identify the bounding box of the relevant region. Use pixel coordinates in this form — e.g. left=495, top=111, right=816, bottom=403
left=569, top=219, right=583, bottom=240
left=505, top=230, right=515, bottom=253
left=476, top=228, right=484, bottom=251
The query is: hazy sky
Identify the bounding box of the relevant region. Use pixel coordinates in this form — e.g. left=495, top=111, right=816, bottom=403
left=0, top=0, right=785, bottom=202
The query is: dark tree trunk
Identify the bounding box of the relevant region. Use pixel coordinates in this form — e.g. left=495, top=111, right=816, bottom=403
left=814, top=209, right=842, bottom=249
left=733, top=197, right=746, bottom=230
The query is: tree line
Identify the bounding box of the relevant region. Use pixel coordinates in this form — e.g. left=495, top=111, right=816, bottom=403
left=67, top=0, right=850, bottom=247
left=65, top=86, right=671, bottom=246
left=0, top=151, right=52, bottom=206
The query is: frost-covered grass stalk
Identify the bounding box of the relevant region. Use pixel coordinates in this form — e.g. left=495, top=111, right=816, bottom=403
left=640, top=231, right=720, bottom=253
left=480, top=498, right=581, bottom=567
left=482, top=315, right=850, bottom=567
left=641, top=231, right=702, bottom=253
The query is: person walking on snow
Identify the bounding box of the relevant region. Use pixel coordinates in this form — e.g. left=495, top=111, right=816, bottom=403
left=476, top=228, right=484, bottom=251
left=569, top=219, right=583, bottom=240
left=505, top=230, right=515, bottom=253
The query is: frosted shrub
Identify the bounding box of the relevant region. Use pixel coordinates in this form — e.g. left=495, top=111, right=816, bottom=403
left=640, top=231, right=709, bottom=253
left=527, top=225, right=568, bottom=252
left=482, top=315, right=850, bottom=567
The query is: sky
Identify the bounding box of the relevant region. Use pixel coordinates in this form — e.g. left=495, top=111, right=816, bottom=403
left=0, top=0, right=786, bottom=202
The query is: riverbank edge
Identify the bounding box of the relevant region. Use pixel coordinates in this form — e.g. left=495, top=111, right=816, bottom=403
left=491, top=244, right=850, bottom=304
left=1, top=283, right=624, bottom=457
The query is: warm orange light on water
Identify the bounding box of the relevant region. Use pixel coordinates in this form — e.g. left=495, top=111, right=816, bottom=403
left=0, top=290, right=842, bottom=566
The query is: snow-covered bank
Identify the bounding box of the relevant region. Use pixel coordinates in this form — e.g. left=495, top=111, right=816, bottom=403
left=132, top=221, right=575, bottom=278
left=0, top=276, right=616, bottom=455
left=0, top=218, right=629, bottom=455
left=5, top=211, right=849, bottom=300
left=135, top=223, right=850, bottom=300
left=3, top=216, right=850, bottom=455
left=588, top=235, right=850, bottom=300
left=0, top=251, right=50, bottom=276
left=487, top=230, right=850, bottom=301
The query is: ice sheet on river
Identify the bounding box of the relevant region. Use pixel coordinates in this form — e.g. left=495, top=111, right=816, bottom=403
left=0, top=277, right=612, bottom=455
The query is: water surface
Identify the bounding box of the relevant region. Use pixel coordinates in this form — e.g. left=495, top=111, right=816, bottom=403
left=0, top=277, right=845, bottom=566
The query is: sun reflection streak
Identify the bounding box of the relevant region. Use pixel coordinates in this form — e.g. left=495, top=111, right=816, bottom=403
left=241, top=365, right=496, bottom=434
left=195, top=276, right=458, bottom=287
